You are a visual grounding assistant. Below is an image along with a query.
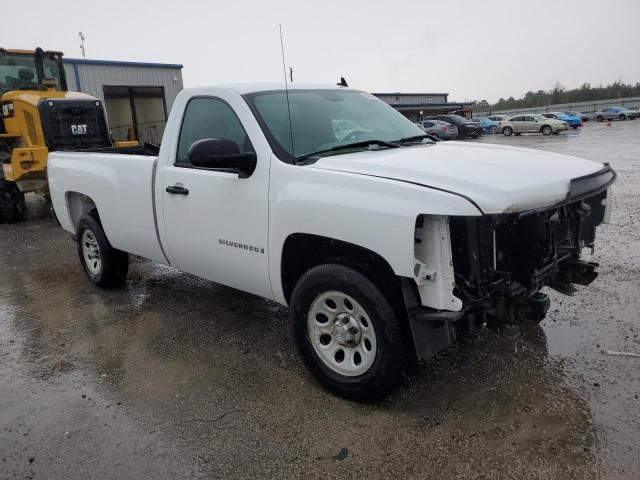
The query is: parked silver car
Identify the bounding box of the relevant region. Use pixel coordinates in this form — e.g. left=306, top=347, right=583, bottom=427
left=501, top=114, right=568, bottom=136
left=594, top=107, right=638, bottom=121
left=417, top=119, right=459, bottom=140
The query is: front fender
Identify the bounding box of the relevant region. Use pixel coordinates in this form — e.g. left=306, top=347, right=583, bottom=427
left=268, top=159, right=481, bottom=306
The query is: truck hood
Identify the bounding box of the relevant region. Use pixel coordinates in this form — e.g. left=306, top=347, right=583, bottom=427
left=309, top=141, right=604, bottom=214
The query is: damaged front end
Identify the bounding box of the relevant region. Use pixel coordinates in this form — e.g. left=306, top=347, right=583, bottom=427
left=408, top=165, right=615, bottom=359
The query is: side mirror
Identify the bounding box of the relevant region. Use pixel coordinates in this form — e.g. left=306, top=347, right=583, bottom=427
left=188, top=138, right=256, bottom=178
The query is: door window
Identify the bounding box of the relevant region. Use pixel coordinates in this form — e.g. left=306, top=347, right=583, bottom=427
left=176, top=97, right=253, bottom=165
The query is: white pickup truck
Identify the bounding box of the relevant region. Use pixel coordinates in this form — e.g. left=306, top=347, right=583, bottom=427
left=48, top=83, right=615, bottom=400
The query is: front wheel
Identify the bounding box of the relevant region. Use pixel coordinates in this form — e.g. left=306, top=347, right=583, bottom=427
left=289, top=264, right=405, bottom=401
left=619, top=114, right=626, bottom=121
left=489, top=126, right=497, bottom=134
left=541, top=125, right=553, bottom=135
left=76, top=212, right=129, bottom=288
left=503, top=126, right=513, bottom=136
left=0, top=179, right=26, bottom=223
left=596, top=116, right=604, bottom=122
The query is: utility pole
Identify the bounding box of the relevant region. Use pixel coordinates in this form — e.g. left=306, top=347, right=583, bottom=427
left=78, top=32, right=86, bottom=59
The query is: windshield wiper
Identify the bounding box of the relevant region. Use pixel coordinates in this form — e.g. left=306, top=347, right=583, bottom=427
left=395, top=134, right=438, bottom=143
left=296, top=139, right=399, bottom=162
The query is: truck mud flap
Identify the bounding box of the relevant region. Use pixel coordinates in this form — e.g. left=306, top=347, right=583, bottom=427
left=408, top=308, right=464, bottom=360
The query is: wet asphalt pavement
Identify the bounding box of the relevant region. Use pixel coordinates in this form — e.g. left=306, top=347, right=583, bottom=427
left=1, top=120, right=639, bottom=479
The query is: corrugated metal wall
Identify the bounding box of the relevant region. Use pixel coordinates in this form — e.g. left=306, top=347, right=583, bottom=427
left=63, top=61, right=183, bottom=110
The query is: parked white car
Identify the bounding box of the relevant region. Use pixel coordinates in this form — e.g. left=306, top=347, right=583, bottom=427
left=48, top=83, right=615, bottom=401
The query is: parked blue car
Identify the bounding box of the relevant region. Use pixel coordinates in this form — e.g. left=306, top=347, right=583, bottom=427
left=471, top=117, right=500, bottom=133
left=542, top=112, right=582, bottom=129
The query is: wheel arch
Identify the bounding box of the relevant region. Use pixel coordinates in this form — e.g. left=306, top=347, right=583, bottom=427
left=282, top=233, right=417, bottom=365
left=66, top=191, right=98, bottom=232
left=281, top=233, right=403, bottom=308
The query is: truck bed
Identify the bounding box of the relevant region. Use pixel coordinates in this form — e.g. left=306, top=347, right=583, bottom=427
left=66, top=142, right=161, bottom=156
left=48, top=150, right=167, bottom=264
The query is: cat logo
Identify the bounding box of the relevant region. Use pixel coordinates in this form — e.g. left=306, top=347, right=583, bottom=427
left=71, top=124, right=88, bottom=135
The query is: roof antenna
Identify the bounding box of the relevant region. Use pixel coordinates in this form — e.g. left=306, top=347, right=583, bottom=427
left=337, top=77, right=348, bottom=87
left=279, top=24, right=295, bottom=156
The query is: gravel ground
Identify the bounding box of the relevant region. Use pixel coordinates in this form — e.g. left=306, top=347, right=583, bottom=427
left=1, top=119, right=638, bottom=479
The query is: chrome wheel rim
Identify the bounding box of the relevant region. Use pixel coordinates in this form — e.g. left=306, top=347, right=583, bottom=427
left=307, top=290, right=377, bottom=377
left=81, top=229, right=102, bottom=275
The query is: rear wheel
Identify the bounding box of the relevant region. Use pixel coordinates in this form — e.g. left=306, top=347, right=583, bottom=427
left=619, top=114, right=626, bottom=121
left=76, top=212, right=129, bottom=288
left=489, top=126, right=497, bottom=134
left=0, top=179, right=26, bottom=223
left=289, top=264, right=405, bottom=401
left=596, top=115, right=604, bottom=122
left=541, top=125, right=553, bottom=136
left=503, top=126, right=513, bottom=136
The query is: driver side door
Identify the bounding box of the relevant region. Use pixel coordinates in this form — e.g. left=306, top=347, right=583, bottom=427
left=159, top=96, right=272, bottom=299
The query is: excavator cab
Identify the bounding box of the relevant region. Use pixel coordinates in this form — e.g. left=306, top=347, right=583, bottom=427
left=0, top=47, right=112, bottom=222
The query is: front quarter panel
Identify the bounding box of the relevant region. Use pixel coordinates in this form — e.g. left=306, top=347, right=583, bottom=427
left=268, top=157, right=481, bottom=305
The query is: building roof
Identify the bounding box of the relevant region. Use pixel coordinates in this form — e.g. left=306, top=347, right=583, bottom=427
left=373, top=92, right=449, bottom=97
left=64, top=57, right=183, bottom=70
left=386, top=102, right=474, bottom=109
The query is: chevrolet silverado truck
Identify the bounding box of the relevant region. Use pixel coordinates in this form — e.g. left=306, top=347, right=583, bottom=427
left=48, top=84, right=615, bottom=401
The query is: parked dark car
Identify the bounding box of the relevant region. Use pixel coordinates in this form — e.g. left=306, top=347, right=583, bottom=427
left=425, top=115, right=483, bottom=138
left=416, top=119, right=459, bottom=140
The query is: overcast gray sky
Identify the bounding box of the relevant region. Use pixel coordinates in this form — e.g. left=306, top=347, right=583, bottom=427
left=4, top=0, right=639, bottom=102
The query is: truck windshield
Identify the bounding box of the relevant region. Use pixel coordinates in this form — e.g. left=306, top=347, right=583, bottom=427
left=0, top=52, right=64, bottom=95
left=245, top=89, right=425, bottom=160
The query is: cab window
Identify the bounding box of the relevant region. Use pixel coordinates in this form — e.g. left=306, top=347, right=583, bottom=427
left=176, top=97, right=253, bottom=165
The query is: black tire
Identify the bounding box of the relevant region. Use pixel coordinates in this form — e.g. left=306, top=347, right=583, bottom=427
left=289, top=264, right=405, bottom=401
left=596, top=116, right=603, bottom=122
left=0, top=179, right=26, bottom=223
left=76, top=212, right=129, bottom=288
left=541, top=125, right=553, bottom=136
left=503, top=126, right=513, bottom=136
left=619, top=114, right=626, bottom=121
left=489, top=126, right=497, bottom=134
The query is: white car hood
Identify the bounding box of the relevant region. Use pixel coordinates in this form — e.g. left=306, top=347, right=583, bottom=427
left=309, top=141, right=604, bottom=214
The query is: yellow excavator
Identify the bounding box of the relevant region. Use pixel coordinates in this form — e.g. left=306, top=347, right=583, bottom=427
left=0, top=47, right=136, bottom=222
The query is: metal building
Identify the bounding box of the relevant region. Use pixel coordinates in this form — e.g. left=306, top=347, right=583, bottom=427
left=374, top=92, right=474, bottom=121
left=63, top=58, right=183, bottom=144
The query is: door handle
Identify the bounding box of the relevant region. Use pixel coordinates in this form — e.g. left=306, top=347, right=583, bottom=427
left=166, top=185, right=189, bottom=195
